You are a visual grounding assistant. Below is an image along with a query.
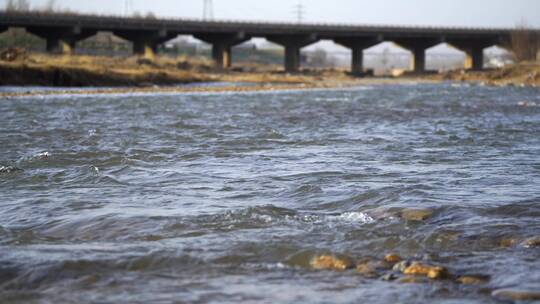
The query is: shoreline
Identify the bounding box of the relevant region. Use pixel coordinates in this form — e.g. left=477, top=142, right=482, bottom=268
left=0, top=53, right=539, bottom=98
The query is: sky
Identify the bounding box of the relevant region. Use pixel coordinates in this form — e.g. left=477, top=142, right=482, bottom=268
left=6, top=0, right=540, bottom=28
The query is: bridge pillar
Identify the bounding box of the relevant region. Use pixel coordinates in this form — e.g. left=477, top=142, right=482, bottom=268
left=267, top=34, right=319, bottom=73
left=114, top=30, right=177, bottom=59
left=334, top=37, right=381, bottom=75
left=447, top=39, right=494, bottom=70
left=194, top=33, right=249, bottom=70
left=26, top=27, right=96, bottom=55
left=394, top=38, right=440, bottom=73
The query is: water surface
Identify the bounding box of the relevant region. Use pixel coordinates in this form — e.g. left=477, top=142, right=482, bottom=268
left=1, top=83, right=539, bottom=303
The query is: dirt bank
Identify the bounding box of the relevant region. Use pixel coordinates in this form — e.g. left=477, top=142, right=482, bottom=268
left=0, top=51, right=538, bottom=92
left=433, top=61, right=540, bottom=87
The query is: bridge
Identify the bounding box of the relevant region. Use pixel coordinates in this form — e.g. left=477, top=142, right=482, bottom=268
left=0, top=11, right=520, bottom=74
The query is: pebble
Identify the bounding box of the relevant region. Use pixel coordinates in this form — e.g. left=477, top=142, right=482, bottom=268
left=403, top=262, right=449, bottom=279
left=310, top=255, right=354, bottom=271
left=492, top=289, right=540, bottom=301
left=456, top=275, right=490, bottom=285
left=400, top=209, right=434, bottom=221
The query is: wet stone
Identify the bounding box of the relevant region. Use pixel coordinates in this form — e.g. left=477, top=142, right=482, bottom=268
left=356, top=261, right=379, bottom=278
left=401, top=209, right=434, bottom=221
left=0, top=166, right=23, bottom=174
left=403, top=262, right=449, bottom=280
left=384, top=253, right=402, bottom=264
left=381, top=273, right=399, bottom=281
left=392, top=261, right=411, bottom=273
left=456, top=275, right=490, bottom=285
left=310, top=255, right=354, bottom=271
left=523, top=236, right=540, bottom=248
left=492, top=289, right=540, bottom=301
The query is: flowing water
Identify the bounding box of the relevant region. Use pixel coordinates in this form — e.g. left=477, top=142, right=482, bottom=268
left=1, top=83, right=539, bottom=303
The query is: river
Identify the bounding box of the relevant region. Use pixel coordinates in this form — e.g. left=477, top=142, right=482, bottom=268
left=1, top=83, right=539, bottom=303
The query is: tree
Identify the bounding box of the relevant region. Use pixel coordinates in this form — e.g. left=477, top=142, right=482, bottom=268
left=511, top=20, right=540, bottom=62
left=5, top=0, right=31, bottom=11
left=43, top=0, right=57, bottom=13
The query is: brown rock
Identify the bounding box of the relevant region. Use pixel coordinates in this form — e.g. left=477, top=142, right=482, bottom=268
left=356, top=262, right=379, bottom=278
left=456, top=275, right=490, bottom=285
left=401, top=209, right=433, bottom=221
left=403, top=262, right=449, bottom=280
left=492, top=289, right=540, bottom=301
left=384, top=253, right=402, bottom=264
left=500, top=238, right=519, bottom=248
left=310, top=255, right=354, bottom=271
left=524, top=236, right=540, bottom=248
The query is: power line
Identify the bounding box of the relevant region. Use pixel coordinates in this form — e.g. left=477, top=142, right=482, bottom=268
left=123, top=0, right=133, bottom=16
left=293, top=1, right=305, bottom=23
left=203, top=0, right=214, bottom=20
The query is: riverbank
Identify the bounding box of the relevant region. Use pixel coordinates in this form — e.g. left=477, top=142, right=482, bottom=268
left=433, top=61, right=540, bottom=87
left=0, top=52, right=539, bottom=97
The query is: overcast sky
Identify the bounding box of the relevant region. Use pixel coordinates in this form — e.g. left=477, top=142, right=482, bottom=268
left=6, top=0, right=540, bottom=28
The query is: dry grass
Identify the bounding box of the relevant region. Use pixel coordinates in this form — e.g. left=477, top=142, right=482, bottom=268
left=436, top=61, right=540, bottom=86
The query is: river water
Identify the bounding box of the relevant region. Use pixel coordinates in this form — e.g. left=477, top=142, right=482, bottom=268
left=1, top=83, right=539, bottom=303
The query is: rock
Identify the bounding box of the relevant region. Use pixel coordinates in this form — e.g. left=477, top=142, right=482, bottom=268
left=310, top=254, right=354, bottom=271
left=492, top=289, right=540, bottom=301
left=356, top=261, right=379, bottom=278
left=523, top=236, right=540, bottom=248
left=500, top=238, right=519, bottom=248
left=0, top=166, right=23, bottom=174
left=392, top=261, right=411, bottom=273
left=381, top=273, right=399, bottom=281
left=401, top=209, right=434, bottom=221
left=456, top=275, right=490, bottom=285
left=384, top=253, right=402, bottom=264
left=403, top=262, right=449, bottom=280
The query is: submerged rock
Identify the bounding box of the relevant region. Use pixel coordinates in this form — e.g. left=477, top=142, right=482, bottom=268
left=403, top=262, right=449, bottom=280
left=500, top=237, right=519, bottom=248
left=456, top=275, right=490, bottom=285
left=0, top=166, right=23, bottom=174
left=356, top=260, right=380, bottom=278
left=309, top=254, right=355, bottom=271
left=492, top=289, right=540, bottom=301
left=400, top=209, right=434, bottom=221
left=398, top=276, right=428, bottom=284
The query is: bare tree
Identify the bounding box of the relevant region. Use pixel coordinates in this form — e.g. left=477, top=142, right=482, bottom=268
left=511, top=21, right=540, bottom=62
left=5, top=0, right=31, bottom=11
left=43, top=0, right=57, bottom=13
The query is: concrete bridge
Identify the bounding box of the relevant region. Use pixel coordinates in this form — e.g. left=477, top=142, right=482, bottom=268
left=0, top=11, right=519, bottom=73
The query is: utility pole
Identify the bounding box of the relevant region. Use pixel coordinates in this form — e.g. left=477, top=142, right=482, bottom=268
left=203, top=0, right=214, bottom=20
left=293, top=1, right=305, bottom=23
left=123, top=0, right=133, bottom=17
